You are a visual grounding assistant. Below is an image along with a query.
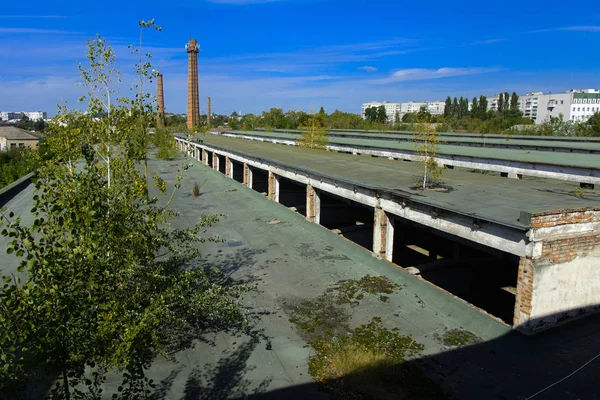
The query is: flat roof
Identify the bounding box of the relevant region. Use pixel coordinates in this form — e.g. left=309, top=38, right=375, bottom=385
left=0, top=126, right=42, bottom=140
left=225, top=130, right=600, bottom=170
left=189, top=134, right=600, bottom=229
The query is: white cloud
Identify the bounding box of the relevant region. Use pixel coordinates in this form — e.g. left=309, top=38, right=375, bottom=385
left=358, top=66, right=377, bottom=72
left=560, top=26, right=600, bottom=32
left=0, top=15, right=68, bottom=19
left=531, top=26, right=600, bottom=33
left=370, top=67, right=500, bottom=84
left=0, top=28, right=82, bottom=34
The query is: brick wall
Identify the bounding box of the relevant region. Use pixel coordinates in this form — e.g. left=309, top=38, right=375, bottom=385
left=515, top=208, right=600, bottom=334
left=528, top=208, right=600, bottom=228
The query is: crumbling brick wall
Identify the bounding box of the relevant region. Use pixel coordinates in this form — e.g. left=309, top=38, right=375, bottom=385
left=515, top=208, right=600, bottom=334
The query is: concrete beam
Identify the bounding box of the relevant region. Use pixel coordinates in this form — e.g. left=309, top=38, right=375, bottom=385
left=306, top=184, right=321, bottom=224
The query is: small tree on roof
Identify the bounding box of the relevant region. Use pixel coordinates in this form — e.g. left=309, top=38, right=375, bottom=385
left=413, top=123, right=444, bottom=189
left=297, top=115, right=328, bottom=150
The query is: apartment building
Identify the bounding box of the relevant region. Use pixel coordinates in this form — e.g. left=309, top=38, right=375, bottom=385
left=361, top=101, right=402, bottom=122
left=487, top=89, right=599, bottom=124
left=0, top=111, right=48, bottom=122
left=361, top=100, right=447, bottom=121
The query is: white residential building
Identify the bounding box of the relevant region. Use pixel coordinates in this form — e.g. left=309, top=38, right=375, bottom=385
left=361, top=101, right=402, bottom=122
left=426, top=101, right=446, bottom=115
left=362, top=89, right=600, bottom=125
left=0, top=111, right=47, bottom=122
left=569, top=89, right=600, bottom=122
left=488, top=89, right=599, bottom=124
left=400, top=102, right=427, bottom=114
left=361, top=100, right=448, bottom=121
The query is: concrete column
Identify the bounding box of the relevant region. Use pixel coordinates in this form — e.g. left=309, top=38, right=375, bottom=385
left=225, top=157, right=232, bottom=178
left=373, top=206, right=393, bottom=261
left=202, top=149, right=208, bottom=166
left=306, top=184, right=321, bottom=224
left=243, top=163, right=253, bottom=188
left=268, top=171, right=279, bottom=202
left=213, top=153, right=219, bottom=171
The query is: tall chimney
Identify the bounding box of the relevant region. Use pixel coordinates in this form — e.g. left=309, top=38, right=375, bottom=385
left=207, top=97, right=211, bottom=126
left=186, top=38, right=200, bottom=130
left=156, top=73, right=165, bottom=127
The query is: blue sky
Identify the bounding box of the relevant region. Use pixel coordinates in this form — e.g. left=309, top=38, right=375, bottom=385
left=0, top=0, right=599, bottom=116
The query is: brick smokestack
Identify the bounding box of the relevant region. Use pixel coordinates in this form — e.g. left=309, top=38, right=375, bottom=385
left=156, top=73, right=165, bottom=127
left=207, top=97, right=211, bottom=126
left=186, top=38, right=200, bottom=130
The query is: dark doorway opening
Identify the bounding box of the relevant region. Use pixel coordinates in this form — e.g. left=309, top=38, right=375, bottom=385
left=217, top=155, right=226, bottom=174
left=231, top=160, right=244, bottom=183
left=391, top=217, right=518, bottom=324
left=278, top=177, right=306, bottom=216
left=252, top=168, right=269, bottom=195
left=319, top=191, right=374, bottom=250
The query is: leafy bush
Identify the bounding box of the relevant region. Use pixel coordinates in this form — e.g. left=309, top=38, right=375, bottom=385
left=0, top=148, right=38, bottom=189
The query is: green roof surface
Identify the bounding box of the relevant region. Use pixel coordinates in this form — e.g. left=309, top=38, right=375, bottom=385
left=225, top=130, right=600, bottom=169
left=189, top=134, right=600, bottom=228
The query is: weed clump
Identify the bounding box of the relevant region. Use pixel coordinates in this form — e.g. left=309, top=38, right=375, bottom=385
left=439, top=329, right=481, bottom=347
left=285, top=275, right=447, bottom=399
left=193, top=181, right=201, bottom=197
left=330, top=275, right=399, bottom=304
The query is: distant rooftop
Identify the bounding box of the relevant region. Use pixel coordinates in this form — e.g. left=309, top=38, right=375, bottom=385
left=0, top=126, right=43, bottom=140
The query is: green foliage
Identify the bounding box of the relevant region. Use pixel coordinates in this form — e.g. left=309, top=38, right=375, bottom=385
left=165, top=114, right=187, bottom=129
left=261, top=108, right=287, bottom=129
left=575, top=111, right=600, bottom=137
left=0, top=148, right=38, bottom=189
left=364, top=106, right=388, bottom=124
left=153, top=127, right=178, bottom=160
left=414, top=124, right=444, bottom=189
left=297, top=116, right=328, bottom=150
left=0, top=26, right=247, bottom=399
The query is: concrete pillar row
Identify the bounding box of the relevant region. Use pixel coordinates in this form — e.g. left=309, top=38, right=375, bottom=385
left=373, top=206, right=394, bottom=262
left=268, top=171, right=279, bottom=202
left=243, top=163, right=252, bottom=188
left=225, top=157, right=232, bottom=178
left=306, top=184, right=321, bottom=224
left=212, top=153, right=219, bottom=171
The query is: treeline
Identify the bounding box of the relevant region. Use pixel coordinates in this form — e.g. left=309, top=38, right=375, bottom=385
left=163, top=101, right=600, bottom=137
left=164, top=107, right=370, bottom=132
left=15, top=116, right=47, bottom=132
